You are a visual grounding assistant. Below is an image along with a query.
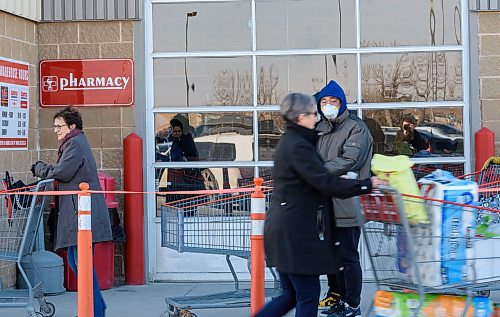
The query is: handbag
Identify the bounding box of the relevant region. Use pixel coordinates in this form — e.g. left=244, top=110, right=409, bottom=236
left=4, top=171, right=40, bottom=210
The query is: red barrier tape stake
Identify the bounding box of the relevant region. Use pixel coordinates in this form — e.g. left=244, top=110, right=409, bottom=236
left=78, top=182, right=94, bottom=317
left=251, top=178, right=265, bottom=316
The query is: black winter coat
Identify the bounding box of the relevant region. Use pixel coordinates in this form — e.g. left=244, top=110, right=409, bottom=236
left=264, top=122, right=372, bottom=275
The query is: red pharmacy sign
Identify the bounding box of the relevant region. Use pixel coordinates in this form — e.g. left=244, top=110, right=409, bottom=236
left=39, top=59, right=134, bottom=107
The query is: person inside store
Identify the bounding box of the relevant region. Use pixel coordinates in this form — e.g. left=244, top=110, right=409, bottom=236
left=315, top=80, right=373, bottom=317
left=393, top=113, right=430, bottom=156
left=31, top=106, right=111, bottom=317
left=156, top=118, right=199, bottom=162
left=155, top=118, right=204, bottom=203
left=255, top=93, right=383, bottom=317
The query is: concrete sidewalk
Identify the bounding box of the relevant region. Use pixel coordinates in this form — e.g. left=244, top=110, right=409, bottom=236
left=2, top=281, right=499, bottom=317
left=2, top=281, right=372, bottom=317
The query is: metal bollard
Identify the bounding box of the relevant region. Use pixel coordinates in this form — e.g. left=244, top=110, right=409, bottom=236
left=78, top=182, right=94, bottom=317
left=123, top=133, right=145, bottom=285
left=250, top=177, right=265, bottom=316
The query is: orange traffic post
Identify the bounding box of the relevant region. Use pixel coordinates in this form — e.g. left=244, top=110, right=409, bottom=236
left=78, top=182, right=94, bottom=317
left=250, top=177, right=266, bottom=316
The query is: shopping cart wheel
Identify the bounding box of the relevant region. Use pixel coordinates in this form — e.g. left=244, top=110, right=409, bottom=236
left=477, top=290, right=490, bottom=297
left=35, top=312, right=44, bottom=317
left=39, top=302, right=55, bottom=317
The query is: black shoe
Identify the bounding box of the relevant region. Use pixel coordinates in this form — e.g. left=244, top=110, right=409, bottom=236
left=321, top=299, right=344, bottom=315
left=326, top=302, right=361, bottom=317
left=319, top=291, right=341, bottom=308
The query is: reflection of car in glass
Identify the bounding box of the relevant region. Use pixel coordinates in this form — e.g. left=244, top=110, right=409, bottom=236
left=194, top=133, right=254, bottom=189
left=415, top=123, right=463, bottom=154
left=415, top=123, right=463, bottom=140
left=380, top=123, right=463, bottom=155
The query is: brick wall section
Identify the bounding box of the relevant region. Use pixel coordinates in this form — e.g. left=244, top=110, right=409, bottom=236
left=37, top=21, right=135, bottom=281
left=0, top=11, right=38, bottom=288
left=478, top=13, right=500, bottom=154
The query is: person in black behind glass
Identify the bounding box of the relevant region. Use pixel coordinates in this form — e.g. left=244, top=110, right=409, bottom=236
left=156, top=118, right=204, bottom=204
left=156, top=119, right=199, bottom=162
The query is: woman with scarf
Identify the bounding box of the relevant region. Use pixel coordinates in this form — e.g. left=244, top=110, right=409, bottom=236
left=32, top=107, right=111, bottom=317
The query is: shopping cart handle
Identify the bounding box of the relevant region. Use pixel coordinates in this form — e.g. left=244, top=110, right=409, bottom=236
left=370, top=185, right=398, bottom=195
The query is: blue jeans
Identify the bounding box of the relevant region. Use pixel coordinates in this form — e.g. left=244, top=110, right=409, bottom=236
left=67, top=245, right=106, bottom=317
left=254, top=271, right=320, bottom=317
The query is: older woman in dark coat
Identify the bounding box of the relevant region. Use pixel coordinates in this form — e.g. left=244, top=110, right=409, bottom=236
left=33, top=107, right=111, bottom=317
left=255, top=93, right=379, bottom=317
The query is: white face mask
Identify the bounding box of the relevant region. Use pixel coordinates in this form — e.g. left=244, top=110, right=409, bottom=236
left=322, top=104, right=339, bottom=119
left=315, top=113, right=321, bottom=123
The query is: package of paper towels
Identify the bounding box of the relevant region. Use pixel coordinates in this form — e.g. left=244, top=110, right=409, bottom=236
left=417, top=169, right=477, bottom=287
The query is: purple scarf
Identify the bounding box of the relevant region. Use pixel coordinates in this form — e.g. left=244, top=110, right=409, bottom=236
left=57, top=128, right=83, bottom=162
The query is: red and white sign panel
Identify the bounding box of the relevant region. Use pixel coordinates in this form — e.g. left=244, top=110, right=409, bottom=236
left=39, top=59, right=134, bottom=107
left=0, top=57, right=29, bottom=150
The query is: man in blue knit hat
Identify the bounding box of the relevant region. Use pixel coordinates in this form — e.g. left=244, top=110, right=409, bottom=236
left=315, top=80, right=373, bottom=317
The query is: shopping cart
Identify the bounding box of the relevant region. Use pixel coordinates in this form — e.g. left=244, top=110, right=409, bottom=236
left=359, top=186, right=500, bottom=316
left=412, top=163, right=464, bottom=180
left=160, top=182, right=280, bottom=317
left=475, top=157, right=500, bottom=188
left=0, top=177, right=55, bottom=317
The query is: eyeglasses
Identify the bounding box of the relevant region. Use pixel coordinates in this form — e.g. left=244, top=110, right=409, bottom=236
left=53, top=124, right=67, bottom=130
left=303, top=111, right=318, bottom=117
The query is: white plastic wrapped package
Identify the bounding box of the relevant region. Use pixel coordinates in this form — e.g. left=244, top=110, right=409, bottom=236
left=416, top=170, right=477, bottom=287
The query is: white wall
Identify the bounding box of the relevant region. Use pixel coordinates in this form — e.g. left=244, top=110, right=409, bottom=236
left=0, top=0, right=40, bottom=21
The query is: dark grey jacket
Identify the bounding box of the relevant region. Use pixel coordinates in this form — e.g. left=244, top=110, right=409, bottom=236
left=316, top=111, right=373, bottom=227
left=34, top=133, right=112, bottom=250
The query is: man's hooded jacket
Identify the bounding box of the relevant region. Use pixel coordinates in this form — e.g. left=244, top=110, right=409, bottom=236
left=315, top=80, right=374, bottom=227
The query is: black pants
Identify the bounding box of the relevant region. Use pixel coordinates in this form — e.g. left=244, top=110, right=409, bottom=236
left=327, top=226, right=362, bottom=307
left=255, top=271, right=320, bottom=317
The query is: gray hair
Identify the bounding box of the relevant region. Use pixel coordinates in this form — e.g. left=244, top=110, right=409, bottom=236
left=280, top=93, right=316, bottom=122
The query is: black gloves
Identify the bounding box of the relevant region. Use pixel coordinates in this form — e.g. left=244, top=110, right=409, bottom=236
left=31, top=161, right=42, bottom=177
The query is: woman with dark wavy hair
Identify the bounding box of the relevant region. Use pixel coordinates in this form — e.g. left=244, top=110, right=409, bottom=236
left=32, top=107, right=111, bottom=317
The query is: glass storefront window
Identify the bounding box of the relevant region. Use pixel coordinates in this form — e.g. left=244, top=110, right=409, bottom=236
left=155, top=166, right=254, bottom=217
left=154, top=112, right=254, bottom=162
left=154, top=57, right=253, bottom=107
left=258, top=112, right=284, bottom=161
left=361, top=52, right=463, bottom=103
left=146, top=0, right=470, bottom=281
left=152, top=2, right=252, bottom=52
left=257, top=55, right=357, bottom=105
left=257, top=111, right=361, bottom=161
left=363, top=107, right=464, bottom=157
left=258, top=167, right=273, bottom=182
left=256, top=0, right=356, bottom=49
left=360, top=0, right=462, bottom=47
